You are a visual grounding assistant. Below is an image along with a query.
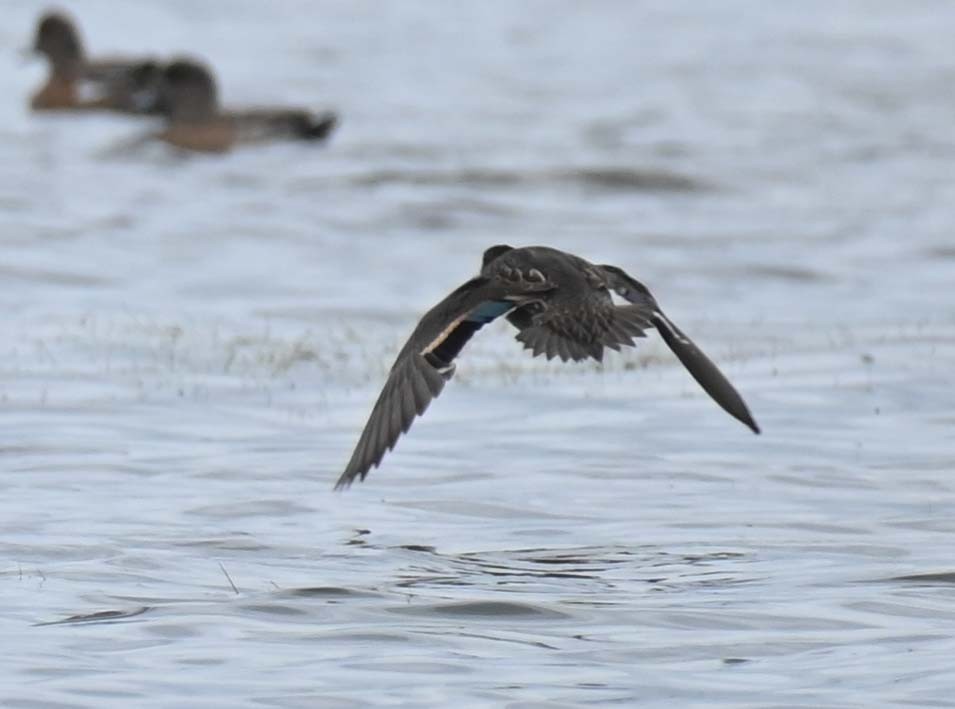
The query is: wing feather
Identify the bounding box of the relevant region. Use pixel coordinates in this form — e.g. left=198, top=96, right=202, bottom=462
left=599, top=264, right=760, bottom=434
left=337, top=276, right=531, bottom=488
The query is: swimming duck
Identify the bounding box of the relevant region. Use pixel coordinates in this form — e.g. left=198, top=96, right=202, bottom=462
left=29, top=11, right=160, bottom=113
left=336, top=245, right=760, bottom=489
left=151, top=59, right=338, bottom=153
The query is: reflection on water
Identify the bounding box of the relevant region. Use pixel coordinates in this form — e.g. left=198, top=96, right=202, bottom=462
left=36, top=607, right=151, bottom=627
left=3, top=0, right=955, bottom=706
left=337, top=166, right=707, bottom=192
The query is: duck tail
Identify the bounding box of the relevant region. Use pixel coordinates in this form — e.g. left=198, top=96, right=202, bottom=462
left=297, top=111, right=338, bottom=141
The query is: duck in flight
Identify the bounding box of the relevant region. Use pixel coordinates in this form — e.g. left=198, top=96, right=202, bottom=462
left=336, top=245, right=759, bottom=489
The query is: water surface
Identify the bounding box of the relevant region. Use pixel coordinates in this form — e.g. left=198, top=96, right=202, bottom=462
left=2, top=1, right=955, bottom=706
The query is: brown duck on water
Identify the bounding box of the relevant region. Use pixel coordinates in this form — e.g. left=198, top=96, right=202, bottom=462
left=29, top=11, right=161, bottom=113
left=150, top=59, right=338, bottom=153
left=336, top=245, right=760, bottom=489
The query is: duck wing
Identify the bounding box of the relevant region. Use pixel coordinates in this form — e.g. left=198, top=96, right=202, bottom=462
left=74, top=59, right=163, bottom=114
left=599, top=265, right=760, bottom=434
left=336, top=274, right=551, bottom=488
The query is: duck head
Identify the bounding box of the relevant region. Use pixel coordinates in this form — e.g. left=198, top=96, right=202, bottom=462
left=156, top=59, right=219, bottom=122
left=32, top=12, right=84, bottom=79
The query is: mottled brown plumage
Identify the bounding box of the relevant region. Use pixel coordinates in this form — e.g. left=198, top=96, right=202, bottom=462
left=336, top=245, right=759, bottom=489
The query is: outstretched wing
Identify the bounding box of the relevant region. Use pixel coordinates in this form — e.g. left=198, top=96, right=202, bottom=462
left=336, top=277, right=528, bottom=489
left=599, top=265, right=760, bottom=434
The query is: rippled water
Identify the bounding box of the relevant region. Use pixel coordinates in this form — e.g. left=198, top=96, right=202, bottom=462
left=3, top=1, right=955, bottom=706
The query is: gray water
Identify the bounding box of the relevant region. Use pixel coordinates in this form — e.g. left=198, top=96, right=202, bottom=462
left=3, top=1, right=955, bottom=706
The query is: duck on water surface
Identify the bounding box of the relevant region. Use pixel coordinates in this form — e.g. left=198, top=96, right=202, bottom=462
left=29, top=11, right=160, bottom=113
left=150, top=59, right=338, bottom=153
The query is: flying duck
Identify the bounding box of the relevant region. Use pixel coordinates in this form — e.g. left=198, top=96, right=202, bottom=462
left=336, top=245, right=759, bottom=489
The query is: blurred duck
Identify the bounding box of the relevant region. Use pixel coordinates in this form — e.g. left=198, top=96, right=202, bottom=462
left=29, top=11, right=161, bottom=113
left=152, top=59, right=338, bottom=153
